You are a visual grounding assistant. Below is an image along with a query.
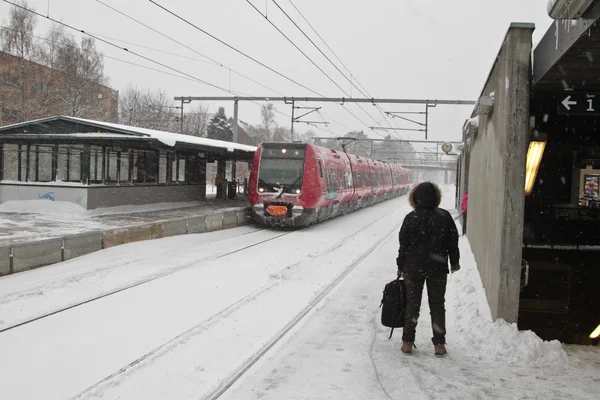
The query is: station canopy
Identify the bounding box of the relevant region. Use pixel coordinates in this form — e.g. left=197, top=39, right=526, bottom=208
left=0, top=116, right=257, bottom=162
left=533, top=1, right=600, bottom=92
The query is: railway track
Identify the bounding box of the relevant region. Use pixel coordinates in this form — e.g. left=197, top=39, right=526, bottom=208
left=205, top=218, right=403, bottom=400
left=67, top=210, right=404, bottom=400
left=0, top=228, right=288, bottom=334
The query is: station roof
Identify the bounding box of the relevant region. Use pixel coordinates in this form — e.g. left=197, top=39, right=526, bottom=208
left=0, top=116, right=257, bottom=161
left=533, top=1, right=600, bottom=91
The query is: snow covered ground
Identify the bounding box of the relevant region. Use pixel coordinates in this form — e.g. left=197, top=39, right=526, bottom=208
left=0, top=185, right=598, bottom=400
left=0, top=192, right=247, bottom=245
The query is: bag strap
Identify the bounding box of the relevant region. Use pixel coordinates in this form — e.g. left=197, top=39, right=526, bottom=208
left=388, top=327, right=395, bottom=340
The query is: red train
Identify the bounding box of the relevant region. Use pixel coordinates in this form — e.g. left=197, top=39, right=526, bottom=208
left=248, top=142, right=412, bottom=227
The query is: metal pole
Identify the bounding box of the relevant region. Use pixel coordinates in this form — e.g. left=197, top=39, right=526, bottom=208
left=180, top=99, right=184, bottom=134
left=233, top=99, right=239, bottom=143
left=232, top=99, right=239, bottom=183
left=291, top=100, right=295, bottom=142
left=370, top=140, right=373, bottom=158
left=425, top=103, right=429, bottom=140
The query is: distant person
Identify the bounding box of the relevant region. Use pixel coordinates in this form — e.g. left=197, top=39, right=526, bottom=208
left=396, top=182, right=460, bottom=357
left=461, top=193, right=468, bottom=236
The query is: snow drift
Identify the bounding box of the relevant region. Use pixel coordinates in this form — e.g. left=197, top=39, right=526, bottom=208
left=448, top=238, right=568, bottom=366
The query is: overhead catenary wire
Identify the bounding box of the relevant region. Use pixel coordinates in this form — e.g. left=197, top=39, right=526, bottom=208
left=278, top=0, right=404, bottom=139
left=244, top=0, right=390, bottom=139
left=147, top=0, right=327, bottom=98
left=95, top=0, right=289, bottom=97
left=145, top=0, right=385, bottom=138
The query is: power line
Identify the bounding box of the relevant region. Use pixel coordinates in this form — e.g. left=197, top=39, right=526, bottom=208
left=244, top=1, right=388, bottom=139
left=282, top=0, right=403, bottom=139
left=245, top=0, right=348, bottom=96
left=95, top=1, right=285, bottom=97
left=144, top=0, right=378, bottom=137
left=0, top=24, right=213, bottom=87
left=272, top=0, right=366, bottom=98
left=147, top=0, right=326, bottom=97
left=87, top=5, right=352, bottom=134
left=0, top=0, right=242, bottom=96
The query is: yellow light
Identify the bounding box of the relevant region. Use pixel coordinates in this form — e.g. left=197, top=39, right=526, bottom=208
left=281, top=149, right=287, bottom=153
left=258, top=188, right=264, bottom=193
left=590, top=323, right=600, bottom=339
left=294, top=151, right=299, bottom=156
left=525, top=140, right=546, bottom=196
left=296, top=189, right=301, bottom=194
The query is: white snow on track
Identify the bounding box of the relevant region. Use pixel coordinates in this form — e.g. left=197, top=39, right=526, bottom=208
left=0, top=185, right=598, bottom=400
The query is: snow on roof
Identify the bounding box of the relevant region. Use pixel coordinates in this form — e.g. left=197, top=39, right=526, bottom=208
left=69, top=116, right=257, bottom=153
left=0, top=116, right=257, bottom=153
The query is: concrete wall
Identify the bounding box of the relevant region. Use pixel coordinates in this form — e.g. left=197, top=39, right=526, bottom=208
left=63, top=232, right=102, bottom=261
left=12, top=238, right=63, bottom=273
left=463, top=23, right=534, bottom=322
left=86, top=184, right=206, bottom=209
left=0, top=245, right=10, bottom=276
left=0, top=184, right=88, bottom=208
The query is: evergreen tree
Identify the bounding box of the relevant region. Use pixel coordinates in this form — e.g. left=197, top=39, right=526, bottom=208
left=207, top=108, right=233, bottom=142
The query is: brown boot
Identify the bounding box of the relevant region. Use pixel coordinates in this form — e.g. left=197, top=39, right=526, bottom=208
left=434, top=343, right=447, bottom=357
left=401, top=341, right=413, bottom=354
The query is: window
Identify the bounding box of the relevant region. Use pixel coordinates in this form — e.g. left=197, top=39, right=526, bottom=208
left=318, top=161, right=323, bottom=178
left=107, top=150, right=119, bottom=183
left=89, top=146, right=102, bottom=183
left=38, top=146, right=53, bottom=182
left=159, top=152, right=168, bottom=184
left=3, top=73, right=22, bottom=88
left=2, top=144, right=19, bottom=181
left=31, top=82, right=47, bottom=95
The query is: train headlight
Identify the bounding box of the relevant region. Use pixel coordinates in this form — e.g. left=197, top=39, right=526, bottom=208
left=281, top=149, right=287, bottom=154
left=259, top=187, right=264, bottom=193
left=296, top=189, right=301, bottom=194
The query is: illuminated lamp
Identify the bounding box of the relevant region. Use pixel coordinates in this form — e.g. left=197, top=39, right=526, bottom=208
left=525, top=132, right=548, bottom=196
left=281, top=149, right=287, bottom=154
left=547, top=0, right=595, bottom=19
left=590, top=323, right=600, bottom=339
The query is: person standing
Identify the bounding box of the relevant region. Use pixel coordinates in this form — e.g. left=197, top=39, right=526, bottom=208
left=396, top=182, right=460, bottom=356
left=460, top=193, right=469, bottom=236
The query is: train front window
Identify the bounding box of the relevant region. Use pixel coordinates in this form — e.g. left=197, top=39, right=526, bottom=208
left=258, top=147, right=305, bottom=194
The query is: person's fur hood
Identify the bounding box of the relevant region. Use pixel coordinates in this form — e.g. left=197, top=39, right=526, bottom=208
left=408, top=182, right=442, bottom=209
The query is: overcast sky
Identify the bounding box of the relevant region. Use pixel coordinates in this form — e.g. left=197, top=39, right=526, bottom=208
left=0, top=0, right=553, bottom=146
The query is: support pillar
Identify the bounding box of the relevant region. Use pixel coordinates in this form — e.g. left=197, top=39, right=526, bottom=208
left=232, top=99, right=238, bottom=182
left=216, top=158, right=227, bottom=199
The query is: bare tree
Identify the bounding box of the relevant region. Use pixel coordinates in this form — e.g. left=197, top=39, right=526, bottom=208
left=1, top=0, right=36, bottom=60
left=182, top=104, right=209, bottom=137
left=258, top=103, right=277, bottom=142
left=53, top=35, right=108, bottom=118
left=119, top=85, right=179, bottom=132
left=0, top=0, right=40, bottom=123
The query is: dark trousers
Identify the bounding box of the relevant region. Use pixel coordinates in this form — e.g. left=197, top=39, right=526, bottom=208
left=462, top=212, right=467, bottom=236
left=402, top=273, right=447, bottom=345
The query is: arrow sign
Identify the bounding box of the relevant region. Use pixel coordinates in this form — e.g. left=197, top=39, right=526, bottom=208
left=556, top=92, right=600, bottom=116
left=561, top=95, right=577, bottom=110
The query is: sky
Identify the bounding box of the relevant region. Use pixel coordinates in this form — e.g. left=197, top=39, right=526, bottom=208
left=0, top=0, right=554, bottom=145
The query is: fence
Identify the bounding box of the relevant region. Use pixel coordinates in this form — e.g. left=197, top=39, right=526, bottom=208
left=0, top=208, right=250, bottom=277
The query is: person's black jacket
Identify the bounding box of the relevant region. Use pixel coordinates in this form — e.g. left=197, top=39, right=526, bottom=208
left=396, top=182, right=460, bottom=276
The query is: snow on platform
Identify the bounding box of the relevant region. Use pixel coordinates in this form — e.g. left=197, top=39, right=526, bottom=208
left=0, top=192, right=248, bottom=246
